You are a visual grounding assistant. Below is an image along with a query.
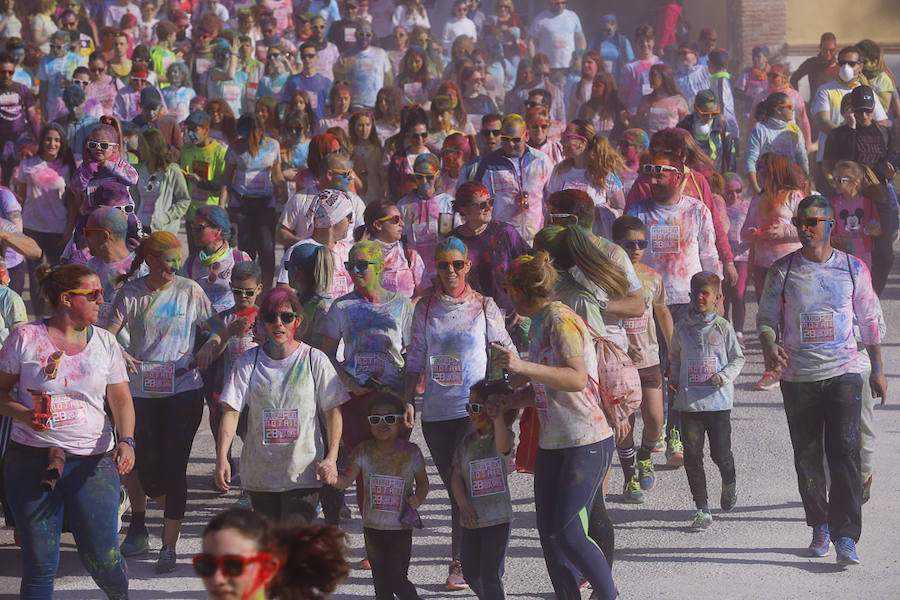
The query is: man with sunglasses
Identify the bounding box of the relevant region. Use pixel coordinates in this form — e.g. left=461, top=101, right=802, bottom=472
left=333, top=19, right=392, bottom=111
left=59, top=9, right=94, bottom=60
left=473, top=113, right=553, bottom=243
left=0, top=51, right=38, bottom=186
left=283, top=42, right=332, bottom=121
left=37, top=30, right=86, bottom=122
left=757, top=194, right=885, bottom=566
left=327, top=0, right=360, bottom=52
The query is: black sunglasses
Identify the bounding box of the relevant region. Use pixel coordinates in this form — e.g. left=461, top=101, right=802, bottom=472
left=231, top=287, right=258, bottom=297
left=409, top=131, right=428, bottom=139
left=616, top=240, right=649, bottom=250
left=437, top=260, right=466, bottom=271
left=481, top=128, right=501, bottom=137
left=465, top=402, right=482, bottom=414
left=260, top=311, right=298, bottom=324
left=838, top=60, right=861, bottom=67
left=791, top=216, right=833, bottom=228
left=345, top=260, right=375, bottom=273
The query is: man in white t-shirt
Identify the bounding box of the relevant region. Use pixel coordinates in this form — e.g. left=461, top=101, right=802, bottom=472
left=527, top=0, right=585, bottom=84
left=333, top=19, right=392, bottom=110
left=441, top=0, right=478, bottom=58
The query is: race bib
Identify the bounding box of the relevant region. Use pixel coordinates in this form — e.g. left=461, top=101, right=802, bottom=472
left=47, top=394, right=88, bottom=429
left=382, top=269, right=400, bottom=293
left=355, top=352, right=386, bottom=377
left=552, top=34, right=569, bottom=49
left=194, top=58, right=213, bottom=75
left=641, top=83, right=653, bottom=96
left=491, top=171, right=517, bottom=196
left=261, top=407, right=299, bottom=445
left=687, top=357, right=718, bottom=386
left=307, top=93, right=318, bottom=109
left=563, top=180, right=588, bottom=192
left=192, top=160, right=210, bottom=179
left=469, top=457, right=506, bottom=498
left=369, top=474, right=404, bottom=512
left=800, top=312, right=835, bottom=343
left=331, top=271, right=352, bottom=297
left=650, top=225, right=680, bottom=254
left=359, top=58, right=375, bottom=74
left=141, top=362, right=175, bottom=394
left=534, top=381, right=550, bottom=417
left=430, top=355, right=463, bottom=387
left=344, top=27, right=356, bottom=43
left=223, top=84, right=241, bottom=103
left=624, top=315, right=648, bottom=335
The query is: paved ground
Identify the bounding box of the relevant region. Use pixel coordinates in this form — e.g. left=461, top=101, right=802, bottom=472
left=2, top=264, right=900, bottom=599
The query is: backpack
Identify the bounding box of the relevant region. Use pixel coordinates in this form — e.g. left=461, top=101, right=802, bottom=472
left=590, top=331, right=642, bottom=425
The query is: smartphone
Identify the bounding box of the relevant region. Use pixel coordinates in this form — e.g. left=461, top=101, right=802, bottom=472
left=483, top=345, right=512, bottom=395
left=438, top=212, right=454, bottom=236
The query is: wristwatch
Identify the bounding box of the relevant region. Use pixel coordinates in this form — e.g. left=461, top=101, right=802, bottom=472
left=118, top=437, right=136, bottom=449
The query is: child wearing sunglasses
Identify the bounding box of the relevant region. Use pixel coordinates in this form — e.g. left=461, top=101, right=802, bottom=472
left=449, top=387, right=515, bottom=600
left=335, top=392, right=428, bottom=600
left=829, top=160, right=881, bottom=270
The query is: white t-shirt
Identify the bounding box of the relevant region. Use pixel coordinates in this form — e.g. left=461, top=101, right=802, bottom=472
left=442, top=17, right=478, bottom=56
left=0, top=322, right=129, bottom=455
left=108, top=276, right=214, bottom=398
left=279, top=186, right=364, bottom=244
left=0, top=286, right=26, bottom=343
left=14, top=156, right=70, bottom=234
left=276, top=238, right=355, bottom=299
left=0, top=189, right=23, bottom=268
left=220, top=343, right=347, bottom=492
left=547, top=167, right=623, bottom=211
left=528, top=9, right=583, bottom=69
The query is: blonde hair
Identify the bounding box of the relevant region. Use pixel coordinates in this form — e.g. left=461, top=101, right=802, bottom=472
left=834, top=160, right=864, bottom=184
left=115, top=231, right=181, bottom=285
left=586, top=135, right=626, bottom=190
left=533, top=225, right=630, bottom=299
left=505, top=251, right=558, bottom=300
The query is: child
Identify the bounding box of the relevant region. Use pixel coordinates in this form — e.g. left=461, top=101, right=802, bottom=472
left=670, top=271, right=745, bottom=531
left=723, top=173, right=750, bottom=345
left=612, top=216, right=674, bottom=504
left=450, top=388, right=515, bottom=599
left=335, top=392, right=429, bottom=600
left=830, top=160, right=881, bottom=270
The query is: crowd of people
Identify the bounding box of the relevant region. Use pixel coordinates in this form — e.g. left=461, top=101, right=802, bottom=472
left=0, top=0, right=896, bottom=598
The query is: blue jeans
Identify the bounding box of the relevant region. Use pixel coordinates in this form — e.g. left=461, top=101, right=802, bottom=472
left=534, top=437, right=616, bottom=600
left=3, top=443, right=128, bottom=599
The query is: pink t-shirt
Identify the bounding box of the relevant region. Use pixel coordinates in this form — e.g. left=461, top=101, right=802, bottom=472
left=830, top=195, right=879, bottom=269
left=626, top=263, right=666, bottom=369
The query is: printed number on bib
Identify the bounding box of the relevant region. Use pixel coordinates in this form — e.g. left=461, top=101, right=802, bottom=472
left=262, top=408, right=299, bottom=445
left=47, top=394, right=88, bottom=429
left=355, top=352, right=386, bottom=377
left=430, top=355, right=463, bottom=386
left=469, top=457, right=506, bottom=498
left=650, top=225, right=680, bottom=254
left=369, top=474, right=404, bottom=512
left=141, top=362, right=175, bottom=394
left=800, top=312, right=835, bottom=343
left=624, top=315, right=648, bottom=334
left=534, top=381, right=550, bottom=417
left=687, top=357, right=718, bottom=386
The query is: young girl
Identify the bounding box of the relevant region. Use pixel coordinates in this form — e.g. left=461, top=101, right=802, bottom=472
left=830, top=160, right=881, bottom=270
left=335, top=392, right=429, bottom=600
left=349, top=110, right=384, bottom=203
left=451, top=391, right=515, bottom=600
left=722, top=173, right=750, bottom=344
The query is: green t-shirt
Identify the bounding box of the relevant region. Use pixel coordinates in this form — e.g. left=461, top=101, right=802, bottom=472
left=0, top=286, right=28, bottom=344
left=179, top=140, right=228, bottom=220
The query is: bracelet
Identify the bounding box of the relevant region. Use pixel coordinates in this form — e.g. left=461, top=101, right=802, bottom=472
left=118, top=436, right=135, bottom=449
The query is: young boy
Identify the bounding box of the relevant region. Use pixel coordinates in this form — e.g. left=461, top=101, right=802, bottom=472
left=336, top=392, right=429, bottom=600
left=450, top=388, right=515, bottom=599
left=670, top=271, right=745, bottom=531
left=612, top=216, right=674, bottom=504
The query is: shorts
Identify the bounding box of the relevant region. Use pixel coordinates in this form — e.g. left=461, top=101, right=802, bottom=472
left=638, top=365, right=662, bottom=390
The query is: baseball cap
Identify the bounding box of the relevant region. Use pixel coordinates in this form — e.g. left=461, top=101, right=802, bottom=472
left=184, top=111, right=210, bottom=128
left=694, top=89, right=718, bottom=107
left=413, top=153, right=440, bottom=176
left=140, top=86, right=162, bottom=110
left=850, top=85, right=875, bottom=112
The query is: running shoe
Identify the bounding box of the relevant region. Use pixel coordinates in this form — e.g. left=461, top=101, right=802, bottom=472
left=653, top=424, right=666, bottom=452
left=808, top=524, right=830, bottom=557
left=754, top=371, right=780, bottom=391
left=637, top=458, right=655, bottom=490
left=690, top=509, right=712, bottom=532
left=357, top=558, right=371, bottom=570
left=720, top=482, right=737, bottom=512
left=622, top=476, right=645, bottom=504
left=834, top=537, right=860, bottom=566
left=119, top=525, right=150, bottom=557
left=155, top=544, right=177, bottom=574
left=666, top=429, right=684, bottom=468
left=117, top=485, right=130, bottom=533
left=446, top=559, right=468, bottom=590
left=862, top=473, right=872, bottom=505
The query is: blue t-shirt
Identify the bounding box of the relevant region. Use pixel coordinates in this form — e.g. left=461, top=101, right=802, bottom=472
left=283, top=72, right=332, bottom=119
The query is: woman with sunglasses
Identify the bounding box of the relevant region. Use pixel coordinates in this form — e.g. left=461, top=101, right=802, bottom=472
left=460, top=65, right=499, bottom=116
left=748, top=64, right=812, bottom=154
left=85, top=51, right=125, bottom=118
left=489, top=251, right=620, bottom=600
left=321, top=240, right=414, bottom=525
left=358, top=200, right=425, bottom=299
left=195, top=507, right=349, bottom=600
left=104, top=232, right=224, bottom=573
left=215, top=286, right=345, bottom=525
left=181, top=205, right=252, bottom=313
left=549, top=120, right=626, bottom=215
left=0, top=263, right=134, bottom=598
left=405, top=236, right=515, bottom=590
left=386, top=105, right=431, bottom=199
left=745, top=92, right=809, bottom=194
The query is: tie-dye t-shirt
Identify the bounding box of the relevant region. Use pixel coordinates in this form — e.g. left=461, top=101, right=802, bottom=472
left=407, top=288, right=516, bottom=422
left=528, top=301, right=612, bottom=450
left=477, top=149, right=554, bottom=244
left=758, top=250, right=882, bottom=382
left=0, top=322, right=129, bottom=455
left=180, top=247, right=252, bottom=313
left=397, top=192, right=459, bottom=279
left=108, top=276, right=215, bottom=398
left=323, top=291, right=413, bottom=388
left=220, top=343, right=347, bottom=491
left=626, top=263, right=666, bottom=369
left=451, top=429, right=514, bottom=528
left=379, top=241, right=425, bottom=299
left=352, top=438, right=426, bottom=530
left=627, top=195, right=720, bottom=305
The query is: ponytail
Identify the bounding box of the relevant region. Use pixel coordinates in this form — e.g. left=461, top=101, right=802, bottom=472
left=534, top=225, right=630, bottom=300
left=115, top=231, right=181, bottom=286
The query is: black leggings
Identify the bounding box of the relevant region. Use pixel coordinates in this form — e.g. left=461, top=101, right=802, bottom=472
left=681, top=410, right=735, bottom=509
left=460, top=523, right=511, bottom=600
left=228, top=202, right=276, bottom=288
left=133, top=390, right=204, bottom=520
left=363, top=528, right=420, bottom=600
left=23, top=229, right=65, bottom=317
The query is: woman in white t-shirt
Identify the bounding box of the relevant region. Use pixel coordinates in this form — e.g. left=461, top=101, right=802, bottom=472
left=215, top=287, right=345, bottom=525
left=549, top=120, right=626, bottom=216
left=0, top=263, right=135, bottom=598
left=104, top=232, right=224, bottom=573
left=491, top=251, right=618, bottom=600
left=13, top=123, right=75, bottom=314
left=357, top=199, right=425, bottom=299
left=404, top=236, right=515, bottom=586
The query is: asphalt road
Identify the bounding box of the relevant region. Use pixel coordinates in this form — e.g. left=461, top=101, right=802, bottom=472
left=2, top=267, right=899, bottom=600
